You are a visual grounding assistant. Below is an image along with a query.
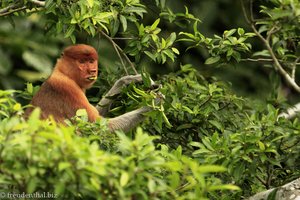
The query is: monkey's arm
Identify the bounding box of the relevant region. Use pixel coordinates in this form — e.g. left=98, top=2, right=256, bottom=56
left=107, top=106, right=151, bottom=132
left=96, top=74, right=156, bottom=116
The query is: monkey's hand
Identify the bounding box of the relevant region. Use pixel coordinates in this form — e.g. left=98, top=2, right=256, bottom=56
left=115, top=74, right=157, bottom=93
left=96, top=74, right=156, bottom=116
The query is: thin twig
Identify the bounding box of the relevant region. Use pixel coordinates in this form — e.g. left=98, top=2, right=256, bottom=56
left=0, top=6, right=27, bottom=17
left=250, top=0, right=254, bottom=21
left=242, top=58, right=273, bottom=63
left=111, top=37, right=135, bottom=40
left=266, top=25, right=280, bottom=42
left=255, top=175, right=267, bottom=188
left=240, top=0, right=250, bottom=24
left=175, top=182, right=190, bottom=192
left=100, top=31, right=129, bottom=75
left=241, top=58, right=300, bottom=66
left=291, top=57, right=300, bottom=79
left=114, top=44, right=129, bottom=74
left=114, top=44, right=138, bottom=74
left=0, top=4, right=19, bottom=14
left=100, top=30, right=138, bottom=74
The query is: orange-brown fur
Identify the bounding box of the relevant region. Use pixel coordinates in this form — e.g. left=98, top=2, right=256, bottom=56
left=25, top=44, right=100, bottom=123
left=25, top=44, right=152, bottom=132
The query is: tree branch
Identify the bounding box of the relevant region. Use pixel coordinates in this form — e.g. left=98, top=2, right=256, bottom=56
left=253, top=24, right=300, bottom=92
left=278, top=102, right=300, bottom=120
left=29, top=0, right=45, bottom=7
left=0, top=0, right=45, bottom=17
left=247, top=178, right=300, bottom=200
left=0, top=6, right=27, bottom=17
left=241, top=0, right=300, bottom=92
left=291, top=57, right=300, bottom=79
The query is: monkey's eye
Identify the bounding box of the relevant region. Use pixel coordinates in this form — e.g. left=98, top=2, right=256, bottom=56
left=89, top=59, right=95, bottom=64
left=79, top=59, right=85, bottom=64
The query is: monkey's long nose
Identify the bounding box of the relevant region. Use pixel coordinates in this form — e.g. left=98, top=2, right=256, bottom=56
left=89, top=69, right=97, bottom=74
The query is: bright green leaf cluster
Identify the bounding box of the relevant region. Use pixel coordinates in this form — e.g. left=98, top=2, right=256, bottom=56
left=0, top=90, right=24, bottom=120
left=125, top=19, right=179, bottom=63
left=180, top=23, right=255, bottom=65
left=44, top=0, right=146, bottom=42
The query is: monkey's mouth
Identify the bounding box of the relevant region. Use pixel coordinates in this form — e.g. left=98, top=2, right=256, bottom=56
left=87, top=76, right=97, bottom=81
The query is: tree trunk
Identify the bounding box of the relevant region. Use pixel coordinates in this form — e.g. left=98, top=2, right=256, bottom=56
left=247, top=178, right=300, bottom=200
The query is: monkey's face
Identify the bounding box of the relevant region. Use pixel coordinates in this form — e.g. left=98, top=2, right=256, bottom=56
left=62, top=44, right=99, bottom=90
left=75, top=58, right=98, bottom=89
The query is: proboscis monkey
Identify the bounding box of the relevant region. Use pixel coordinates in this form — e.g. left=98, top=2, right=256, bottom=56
left=25, top=44, right=154, bottom=132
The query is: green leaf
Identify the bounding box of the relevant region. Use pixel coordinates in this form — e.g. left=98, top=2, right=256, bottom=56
left=163, top=49, right=175, bottom=62
left=45, top=0, right=54, bottom=10
left=0, top=48, right=12, bottom=75
left=176, top=123, right=193, bottom=131
left=120, top=15, right=127, bottom=31
left=70, top=35, right=76, bottom=44
left=124, top=6, right=147, bottom=17
left=58, top=162, right=71, bottom=171
left=120, top=172, right=129, bottom=187
left=209, top=120, right=223, bottom=131
left=55, top=182, right=65, bottom=195
left=162, top=111, right=172, bottom=128
left=150, top=18, right=160, bottom=31
left=87, top=0, right=94, bottom=7
left=224, top=29, right=236, bottom=37
left=209, top=184, right=240, bottom=191
left=56, top=21, right=63, bottom=33
left=257, top=141, right=265, bottom=151
left=27, top=178, right=37, bottom=193
left=172, top=47, right=180, bottom=55
left=144, top=51, right=156, bottom=61
left=182, top=105, right=194, bottom=114
left=141, top=70, right=152, bottom=88
left=161, top=38, right=166, bottom=49
left=168, top=172, right=180, bottom=189
left=13, top=103, right=21, bottom=111
left=237, top=28, right=245, bottom=36
left=204, top=56, right=220, bottom=65
left=252, top=50, right=270, bottom=57
left=27, top=83, right=33, bottom=94
left=166, top=32, right=176, bottom=47
left=64, top=24, right=76, bottom=38
left=94, top=12, right=114, bottom=22
left=198, top=165, right=226, bottom=173
left=148, top=178, right=155, bottom=193
left=76, top=109, right=88, bottom=117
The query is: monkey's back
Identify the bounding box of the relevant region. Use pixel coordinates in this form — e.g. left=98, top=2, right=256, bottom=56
left=25, top=75, right=92, bottom=123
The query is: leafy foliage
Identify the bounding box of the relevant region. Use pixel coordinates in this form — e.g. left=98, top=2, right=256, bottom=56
left=180, top=25, right=256, bottom=65
left=44, top=0, right=146, bottom=41
left=0, top=97, right=238, bottom=199
left=141, top=66, right=299, bottom=198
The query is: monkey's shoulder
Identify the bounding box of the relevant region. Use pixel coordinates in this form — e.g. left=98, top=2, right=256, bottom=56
left=44, top=76, right=83, bottom=96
